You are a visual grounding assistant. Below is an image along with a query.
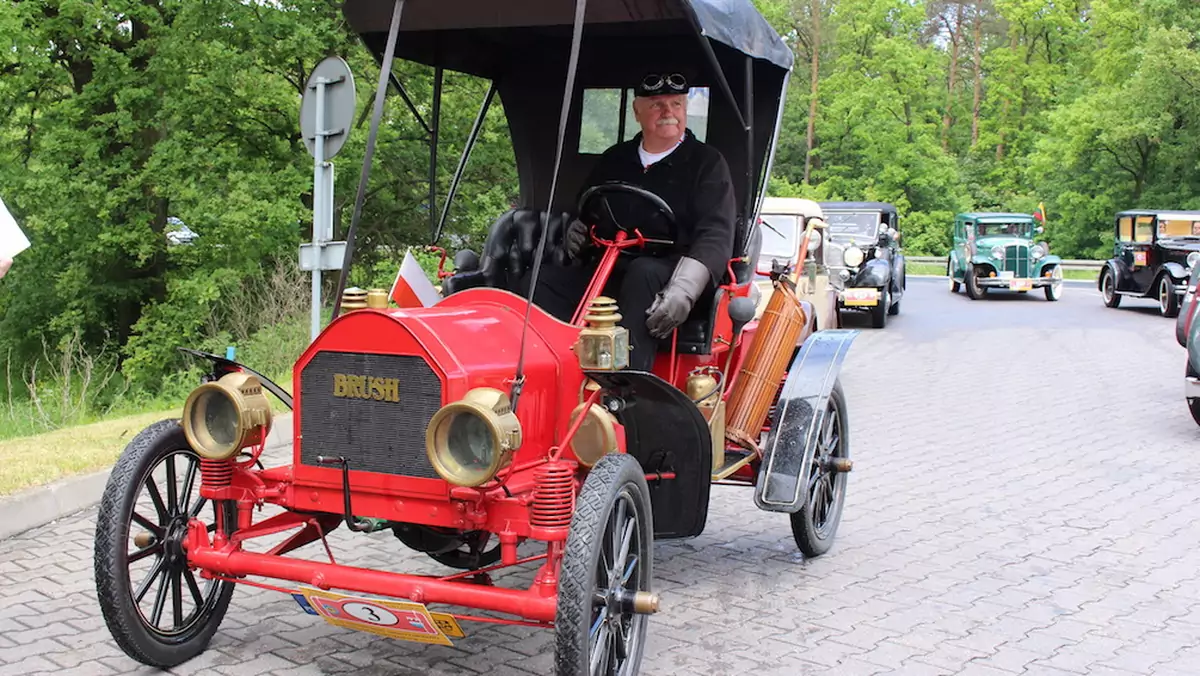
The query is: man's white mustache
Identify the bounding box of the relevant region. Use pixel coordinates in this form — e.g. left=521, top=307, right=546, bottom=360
left=657, top=117, right=680, bottom=126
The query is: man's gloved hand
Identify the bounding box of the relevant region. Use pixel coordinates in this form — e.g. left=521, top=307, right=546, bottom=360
left=564, top=218, right=590, bottom=260
left=646, top=257, right=710, bottom=339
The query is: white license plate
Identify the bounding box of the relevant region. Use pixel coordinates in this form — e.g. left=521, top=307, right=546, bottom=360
left=998, top=270, right=1015, bottom=280
left=1009, top=279, right=1033, bottom=291
left=844, top=288, right=879, bottom=306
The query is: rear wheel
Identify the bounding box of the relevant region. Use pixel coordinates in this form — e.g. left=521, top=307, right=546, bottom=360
left=1101, top=268, right=1121, bottom=308
left=94, top=420, right=236, bottom=668
left=1160, top=275, right=1181, bottom=318
left=790, top=381, right=849, bottom=558
left=555, top=454, right=653, bottom=676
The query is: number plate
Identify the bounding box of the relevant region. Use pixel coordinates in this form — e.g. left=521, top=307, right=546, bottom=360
left=1009, top=279, right=1033, bottom=291
left=293, top=587, right=465, bottom=645
left=1134, top=251, right=1148, bottom=266
left=844, top=288, right=879, bottom=306
left=998, top=270, right=1015, bottom=280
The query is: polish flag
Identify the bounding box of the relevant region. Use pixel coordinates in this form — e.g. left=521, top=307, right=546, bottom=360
left=390, top=249, right=442, bottom=308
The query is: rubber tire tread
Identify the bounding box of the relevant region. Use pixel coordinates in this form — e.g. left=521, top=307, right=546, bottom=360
left=871, top=287, right=888, bottom=328
left=789, top=381, right=849, bottom=558
left=1188, top=362, right=1200, bottom=427
left=94, top=419, right=235, bottom=668
left=1102, top=269, right=1121, bottom=308
left=1161, top=276, right=1181, bottom=318
left=554, top=453, right=652, bottom=676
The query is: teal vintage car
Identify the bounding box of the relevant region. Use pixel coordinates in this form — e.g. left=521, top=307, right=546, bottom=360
left=947, top=212, right=1064, bottom=301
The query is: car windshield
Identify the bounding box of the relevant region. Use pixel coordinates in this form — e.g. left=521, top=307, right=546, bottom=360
left=976, top=222, right=1032, bottom=238
left=825, top=212, right=880, bottom=239
left=1157, top=215, right=1200, bottom=238
left=759, top=214, right=800, bottom=258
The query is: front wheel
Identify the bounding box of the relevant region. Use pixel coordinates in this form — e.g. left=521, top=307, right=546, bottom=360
left=965, top=266, right=985, bottom=300
left=1160, top=276, right=1181, bottom=318
left=1188, top=362, right=1200, bottom=427
left=870, top=287, right=888, bottom=329
left=948, top=261, right=961, bottom=293
left=94, top=420, right=236, bottom=669
left=1044, top=266, right=1063, bottom=301
left=790, top=381, right=849, bottom=558
left=555, top=454, right=654, bottom=676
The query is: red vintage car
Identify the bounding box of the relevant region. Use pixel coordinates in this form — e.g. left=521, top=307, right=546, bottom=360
left=93, top=1, right=859, bottom=673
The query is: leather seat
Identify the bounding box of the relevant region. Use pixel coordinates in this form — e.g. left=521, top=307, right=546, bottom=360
left=441, top=209, right=571, bottom=295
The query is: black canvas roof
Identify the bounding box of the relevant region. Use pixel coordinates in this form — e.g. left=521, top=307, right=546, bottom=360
left=342, top=0, right=794, bottom=216
left=819, top=201, right=897, bottom=215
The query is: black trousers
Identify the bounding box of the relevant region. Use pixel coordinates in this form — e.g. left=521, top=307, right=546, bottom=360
left=516, top=255, right=676, bottom=371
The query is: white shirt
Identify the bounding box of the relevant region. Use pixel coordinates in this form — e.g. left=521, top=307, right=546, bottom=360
left=638, top=136, right=684, bottom=168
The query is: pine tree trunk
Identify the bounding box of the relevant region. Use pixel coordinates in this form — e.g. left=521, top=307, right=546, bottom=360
left=942, top=4, right=964, bottom=152
left=803, top=0, right=821, bottom=184
left=970, top=4, right=983, bottom=147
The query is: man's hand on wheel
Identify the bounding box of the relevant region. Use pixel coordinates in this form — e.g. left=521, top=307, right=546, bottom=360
left=646, top=257, right=710, bottom=339
left=565, top=218, right=590, bottom=260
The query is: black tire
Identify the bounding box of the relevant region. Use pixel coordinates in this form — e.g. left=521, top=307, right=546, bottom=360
left=965, top=266, right=985, bottom=300
left=790, top=381, right=849, bottom=558
left=870, top=287, right=888, bottom=328
left=1101, top=268, right=1121, bottom=308
left=948, top=261, right=961, bottom=293
left=555, top=454, right=653, bottom=676
left=1044, top=266, right=1063, bottom=301
left=1160, top=275, right=1181, bottom=318
left=1188, top=362, right=1200, bottom=427
left=887, top=283, right=901, bottom=315
left=94, top=420, right=236, bottom=668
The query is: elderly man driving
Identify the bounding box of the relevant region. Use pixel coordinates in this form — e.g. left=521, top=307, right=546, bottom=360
left=521, top=72, right=737, bottom=370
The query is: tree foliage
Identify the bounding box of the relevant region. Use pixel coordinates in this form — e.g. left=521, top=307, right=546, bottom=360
left=1, top=0, right=1199, bottom=397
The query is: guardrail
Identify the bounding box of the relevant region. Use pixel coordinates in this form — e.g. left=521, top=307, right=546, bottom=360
left=906, top=255, right=1103, bottom=272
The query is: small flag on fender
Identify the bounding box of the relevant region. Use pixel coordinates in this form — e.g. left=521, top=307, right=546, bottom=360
left=390, top=249, right=442, bottom=308
left=1033, top=202, right=1047, bottom=223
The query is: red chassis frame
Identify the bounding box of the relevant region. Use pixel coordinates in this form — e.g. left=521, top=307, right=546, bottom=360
left=182, top=232, right=773, bottom=630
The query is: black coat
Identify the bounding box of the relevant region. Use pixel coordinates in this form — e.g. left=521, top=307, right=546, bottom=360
left=576, top=129, right=737, bottom=285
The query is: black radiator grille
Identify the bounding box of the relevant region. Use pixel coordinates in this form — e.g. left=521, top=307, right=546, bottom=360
left=299, top=352, right=442, bottom=478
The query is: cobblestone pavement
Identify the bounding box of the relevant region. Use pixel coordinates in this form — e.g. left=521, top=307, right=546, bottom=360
left=4, top=277, right=1200, bottom=675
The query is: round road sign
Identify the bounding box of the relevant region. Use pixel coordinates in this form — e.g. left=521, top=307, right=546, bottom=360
left=299, top=56, right=356, bottom=161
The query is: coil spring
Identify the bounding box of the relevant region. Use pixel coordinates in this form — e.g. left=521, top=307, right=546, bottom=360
left=531, top=461, right=576, bottom=530
left=199, top=459, right=234, bottom=489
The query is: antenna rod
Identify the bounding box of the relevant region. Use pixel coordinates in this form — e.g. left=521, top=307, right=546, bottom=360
left=509, top=0, right=589, bottom=413
left=331, top=0, right=405, bottom=319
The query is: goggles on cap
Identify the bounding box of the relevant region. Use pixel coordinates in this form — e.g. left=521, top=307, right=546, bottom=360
left=639, top=73, right=688, bottom=96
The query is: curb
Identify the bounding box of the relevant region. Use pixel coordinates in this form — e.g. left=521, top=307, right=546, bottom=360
left=907, top=274, right=1095, bottom=286
left=0, top=413, right=293, bottom=541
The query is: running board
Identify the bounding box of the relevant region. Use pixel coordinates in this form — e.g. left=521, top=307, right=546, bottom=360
left=712, top=449, right=755, bottom=481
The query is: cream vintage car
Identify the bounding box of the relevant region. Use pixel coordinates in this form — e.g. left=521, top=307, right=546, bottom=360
left=753, top=197, right=838, bottom=332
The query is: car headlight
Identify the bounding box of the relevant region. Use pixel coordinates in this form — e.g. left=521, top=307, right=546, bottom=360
left=182, top=372, right=273, bottom=460
left=567, top=402, right=618, bottom=468
left=426, top=387, right=522, bottom=487
left=991, top=246, right=1005, bottom=259
left=1188, top=252, right=1200, bottom=269
left=1032, top=245, right=1046, bottom=260
left=844, top=246, right=864, bottom=267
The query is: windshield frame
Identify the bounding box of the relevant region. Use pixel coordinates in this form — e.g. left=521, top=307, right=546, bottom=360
left=823, top=210, right=883, bottom=241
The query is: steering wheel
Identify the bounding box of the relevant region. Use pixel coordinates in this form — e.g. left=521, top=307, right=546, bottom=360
left=576, top=182, right=678, bottom=251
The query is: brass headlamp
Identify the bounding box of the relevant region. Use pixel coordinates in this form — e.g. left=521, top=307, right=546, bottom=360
left=181, top=372, right=273, bottom=460
left=426, top=387, right=522, bottom=487
left=573, top=296, right=629, bottom=371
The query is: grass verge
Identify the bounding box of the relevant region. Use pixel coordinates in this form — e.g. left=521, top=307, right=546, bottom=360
left=0, top=409, right=174, bottom=496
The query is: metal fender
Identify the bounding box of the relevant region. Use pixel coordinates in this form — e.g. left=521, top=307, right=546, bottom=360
left=585, top=369, right=712, bottom=539
left=1164, top=261, right=1188, bottom=281
left=753, top=329, right=859, bottom=513
left=1099, top=260, right=1125, bottom=292
left=853, top=259, right=890, bottom=288
left=177, top=347, right=293, bottom=409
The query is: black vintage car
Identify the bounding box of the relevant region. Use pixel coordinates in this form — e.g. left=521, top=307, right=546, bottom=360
left=1099, top=210, right=1200, bottom=317
left=818, top=201, right=906, bottom=328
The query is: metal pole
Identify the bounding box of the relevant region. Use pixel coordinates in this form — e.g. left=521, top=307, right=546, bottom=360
left=311, top=79, right=327, bottom=342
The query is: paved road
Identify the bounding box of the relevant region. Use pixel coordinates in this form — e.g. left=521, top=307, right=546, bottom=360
left=4, top=276, right=1200, bottom=675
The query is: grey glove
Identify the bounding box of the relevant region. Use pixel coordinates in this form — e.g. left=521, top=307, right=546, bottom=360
left=646, top=257, right=711, bottom=339
left=564, top=218, right=590, bottom=260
